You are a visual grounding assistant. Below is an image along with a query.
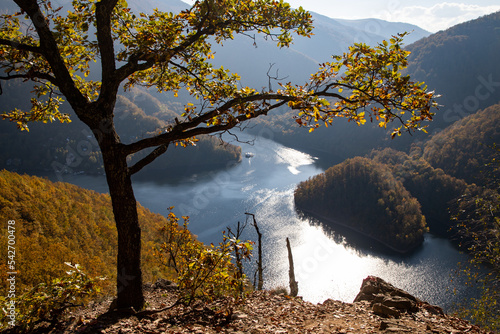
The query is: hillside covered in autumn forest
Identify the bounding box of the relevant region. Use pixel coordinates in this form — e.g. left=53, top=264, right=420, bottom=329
left=294, top=157, right=427, bottom=253
left=0, top=170, right=174, bottom=294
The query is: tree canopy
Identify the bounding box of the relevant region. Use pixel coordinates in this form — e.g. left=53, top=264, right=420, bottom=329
left=1, top=0, right=437, bottom=138
left=1, top=0, right=438, bottom=310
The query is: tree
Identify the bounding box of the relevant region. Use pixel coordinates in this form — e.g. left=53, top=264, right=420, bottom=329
left=453, top=145, right=500, bottom=331
left=0, top=0, right=437, bottom=310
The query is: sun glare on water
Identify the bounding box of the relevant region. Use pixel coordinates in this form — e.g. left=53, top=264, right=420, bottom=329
left=274, top=146, right=316, bottom=175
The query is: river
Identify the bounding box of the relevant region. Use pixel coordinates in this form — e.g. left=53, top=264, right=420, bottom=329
left=57, top=132, right=480, bottom=312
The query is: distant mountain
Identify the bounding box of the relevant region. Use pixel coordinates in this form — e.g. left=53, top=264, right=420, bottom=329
left=404, top=11, right=500, bottom=133
left=334, top=17, right=430, bottom=45
left=210, top=12, right=430, bottom=88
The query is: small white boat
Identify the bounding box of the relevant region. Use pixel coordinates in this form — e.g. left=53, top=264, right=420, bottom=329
left=245, top=152, right=255, bottom=158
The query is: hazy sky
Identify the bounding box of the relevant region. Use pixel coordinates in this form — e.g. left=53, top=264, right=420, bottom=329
left=183, top=1, right=500, bottom=33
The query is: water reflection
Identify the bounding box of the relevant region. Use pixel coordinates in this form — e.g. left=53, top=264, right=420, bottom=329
left=302, top=214, right=425, bottom=257
left=251, top=187, right=474, bottom=310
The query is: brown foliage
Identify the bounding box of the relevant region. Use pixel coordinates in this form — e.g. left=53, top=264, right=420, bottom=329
left=0, top=170, right=171, bottom=294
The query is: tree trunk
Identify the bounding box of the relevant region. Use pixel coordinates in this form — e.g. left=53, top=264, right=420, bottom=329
left=101, top=142, right=144, bottom=311
left=246, top=213, right=263, bottom=290
left=286, top=237, right=298, bottom=297
left=254, top=221, right=263, bottom=291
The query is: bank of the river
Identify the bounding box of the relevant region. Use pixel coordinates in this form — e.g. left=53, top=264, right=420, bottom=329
left=295, top=208, right=423, bottom=255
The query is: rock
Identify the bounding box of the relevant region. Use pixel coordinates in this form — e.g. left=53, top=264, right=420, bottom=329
left=153, top=278, right=178, bottom=290
left=354, top=276, right=442, bottom=318
left=420, top=302, right=446, bottom=316
left=380, top=320, right=413, bottom=332
left=373, top=303, right=401, bottom=318
left=354, top=276, right=418, bottom=304
left=382, top=295, right=418, bottom=313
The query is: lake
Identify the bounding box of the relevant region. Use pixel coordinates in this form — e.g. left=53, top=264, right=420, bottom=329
left=57, top=132, right=480, bottom=312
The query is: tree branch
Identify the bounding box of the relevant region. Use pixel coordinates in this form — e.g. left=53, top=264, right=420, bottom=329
left=12, top=0, right=88, bottom=109
left=0, top=72, right=58, bottom=85
left=123, top=79, right=373, bottom=158
left=0, top=38, right=41, bottom=53
left=122, top=93, right=291, bottom=156
left=95, top=0, right=119, bottom=103
left=128, top=143, right=170, bottom=175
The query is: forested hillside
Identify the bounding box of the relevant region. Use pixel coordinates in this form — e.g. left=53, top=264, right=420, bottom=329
left=370, top=148, right=474, bottom=237
left=294, top=157, right=427, bottom=253
left=405, top=11, right=500, bottom=132
left=0, top=171, right=172, bottom=293
left=422, top=103, right=500, bottom=186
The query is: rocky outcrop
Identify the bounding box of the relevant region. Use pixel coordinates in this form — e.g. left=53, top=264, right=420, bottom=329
left=354, top=275, right=444, bottom=318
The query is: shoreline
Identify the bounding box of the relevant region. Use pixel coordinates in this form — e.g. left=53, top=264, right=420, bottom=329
left=295, top=206, right=423, bottom=255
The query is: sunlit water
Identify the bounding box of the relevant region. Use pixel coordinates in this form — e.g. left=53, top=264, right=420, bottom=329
left=58, top=132, right=480, bottom=312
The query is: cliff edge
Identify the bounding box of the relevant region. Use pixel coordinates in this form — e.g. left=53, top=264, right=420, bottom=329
left=17, top=276, right=491, bottom=334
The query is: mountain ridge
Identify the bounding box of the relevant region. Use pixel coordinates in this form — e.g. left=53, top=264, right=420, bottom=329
left=404, top=10, right=500, bottom=133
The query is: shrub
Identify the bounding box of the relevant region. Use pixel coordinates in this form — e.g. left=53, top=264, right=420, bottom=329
left=154, top=210, right=253, bottom=304
left=0, top=263, right=105, bottom=333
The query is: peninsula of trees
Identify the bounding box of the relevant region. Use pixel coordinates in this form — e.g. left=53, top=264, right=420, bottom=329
left=294, top=157, right=427, bottom=253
